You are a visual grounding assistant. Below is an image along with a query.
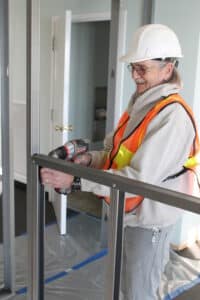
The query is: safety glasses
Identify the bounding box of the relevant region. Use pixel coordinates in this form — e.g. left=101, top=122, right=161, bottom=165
left=127, top=63, right=154, bottom=76
left=127, top=58, right=177, bottom=76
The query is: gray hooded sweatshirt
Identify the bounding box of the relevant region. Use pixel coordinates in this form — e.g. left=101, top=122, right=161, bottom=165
left=81, top=83, right=199, bottom=228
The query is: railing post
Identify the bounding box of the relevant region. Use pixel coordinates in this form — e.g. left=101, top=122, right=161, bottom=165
left=28, top=160, right=45, bottom=299
left=26, top=0, right=41, bottom=298
left=105, top=188, right=125, bottom=300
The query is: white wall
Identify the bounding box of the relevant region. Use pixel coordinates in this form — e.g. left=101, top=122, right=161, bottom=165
left=9, top=0, right=27, bottom=182
left=10, top=0, right=26, bottom=104
left=121, top=0, right=146, bottom=109
left=154, top=0, right=200, bottom=247
left=154, top=0, right=200, bottom=125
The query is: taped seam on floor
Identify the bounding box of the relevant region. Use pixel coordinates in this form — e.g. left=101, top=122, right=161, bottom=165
left=164, top=273, right=200, bottom=299
left=16, top=248, right=108, bottom=295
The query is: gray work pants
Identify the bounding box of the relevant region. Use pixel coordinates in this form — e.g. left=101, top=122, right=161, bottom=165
left=120, top=225, right=174, bottom=300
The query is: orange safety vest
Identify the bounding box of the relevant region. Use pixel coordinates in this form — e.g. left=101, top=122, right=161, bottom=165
left=103, top=94, right=200, bottom=213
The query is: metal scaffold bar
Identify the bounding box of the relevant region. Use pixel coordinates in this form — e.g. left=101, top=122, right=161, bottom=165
left=0, top=0, right=15, bottom=297
left=30, top=161, right=45, bottom=299
left=105, top=188, right=125, bottom=300
left=26, top=0, right=42, bottom=299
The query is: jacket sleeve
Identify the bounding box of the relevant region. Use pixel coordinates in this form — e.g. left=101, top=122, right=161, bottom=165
left=88, top=130, right=114, bottom=169
left=81, top=103, right=195, bottom=197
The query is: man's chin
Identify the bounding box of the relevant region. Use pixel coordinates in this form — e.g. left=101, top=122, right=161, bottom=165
left=136, top=84, right=146, bottom=95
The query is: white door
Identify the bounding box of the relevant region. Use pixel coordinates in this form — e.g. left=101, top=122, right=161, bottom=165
left=50, top=11, right=126, bottom=235
left=50, top=11, right=72, bottom=235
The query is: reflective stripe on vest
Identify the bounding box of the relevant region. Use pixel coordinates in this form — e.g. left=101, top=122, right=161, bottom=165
left=103, top=94, right=200, bottom=213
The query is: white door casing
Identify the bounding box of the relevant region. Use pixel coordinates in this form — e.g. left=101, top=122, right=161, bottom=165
left=49, top=11, right=72, bottom=235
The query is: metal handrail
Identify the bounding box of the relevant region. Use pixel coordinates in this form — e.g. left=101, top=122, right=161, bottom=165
left=29, top=153, right=200, bottom=299
left=33, top=154, right=200, bottom=213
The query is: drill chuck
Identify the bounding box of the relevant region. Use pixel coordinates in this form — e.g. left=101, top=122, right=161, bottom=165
left=48, top=139, right=89, bottom=195
left=48, top=139, right=89, bottom=161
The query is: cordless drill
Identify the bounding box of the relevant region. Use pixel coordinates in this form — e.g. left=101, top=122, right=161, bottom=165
left=48, top=139, right=89, bottom=194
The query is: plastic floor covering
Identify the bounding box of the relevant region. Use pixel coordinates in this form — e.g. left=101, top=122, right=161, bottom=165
left=0, top=211, right=200, bottom=299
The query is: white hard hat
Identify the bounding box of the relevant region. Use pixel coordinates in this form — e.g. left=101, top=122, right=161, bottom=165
left=120, top=24, right=183, bottom=63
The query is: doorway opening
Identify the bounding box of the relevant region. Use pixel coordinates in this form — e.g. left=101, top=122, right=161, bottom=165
left=69, top=20, right=110, bottom=149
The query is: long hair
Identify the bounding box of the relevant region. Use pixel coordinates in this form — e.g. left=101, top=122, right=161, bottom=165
left=156, top=58, right=183, bottom=88
left=168, top=67, right=183, bottom=88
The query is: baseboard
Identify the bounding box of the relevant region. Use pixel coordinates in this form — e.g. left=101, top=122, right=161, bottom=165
left=15, top=180, right=26, bottom=190
left=0, top=168, right=27, bottom=184
left=14, top=173, right=27, bottom=184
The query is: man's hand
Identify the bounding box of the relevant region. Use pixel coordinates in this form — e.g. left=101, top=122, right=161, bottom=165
left=73, top=152, right=92, bottom=166
left=40, top=153, right=91, bottom=189
left=40, top=168, right=74, bottom=189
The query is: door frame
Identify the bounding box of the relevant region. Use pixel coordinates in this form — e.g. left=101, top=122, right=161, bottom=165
left=49, top=10, right=127, bottom=235
left=49, top=11, right=72, bottom=235
left=72, top=11, right=127, bottom=129
left=72, top=12, right=111, bottom=22
left=50, top=10, right=127, bottom=149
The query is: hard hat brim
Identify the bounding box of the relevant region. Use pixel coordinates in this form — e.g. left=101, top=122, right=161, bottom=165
left=119, top=53, right=183, bottom=64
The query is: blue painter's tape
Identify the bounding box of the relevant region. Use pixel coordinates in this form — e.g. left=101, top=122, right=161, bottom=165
left=72, top=248, right=108, bottom=270
left=16, top=287, right=27, bottom=295
left=45, top=271, right=68, bottom=284
left=15, top=248, right=108, bottom=296
left=164, top=294, right=172, bottom=300
left=164, top=274, right=200, bottom=299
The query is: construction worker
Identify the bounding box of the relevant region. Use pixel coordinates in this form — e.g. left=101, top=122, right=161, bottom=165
left=41, top=24, right=200, bottom=299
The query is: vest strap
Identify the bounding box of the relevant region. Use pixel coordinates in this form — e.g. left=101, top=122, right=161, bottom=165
left=102, top=94, right=200, bottom=213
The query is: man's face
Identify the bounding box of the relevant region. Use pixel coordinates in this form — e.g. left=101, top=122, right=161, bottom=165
left=128, top=60, right=173, bottom=95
